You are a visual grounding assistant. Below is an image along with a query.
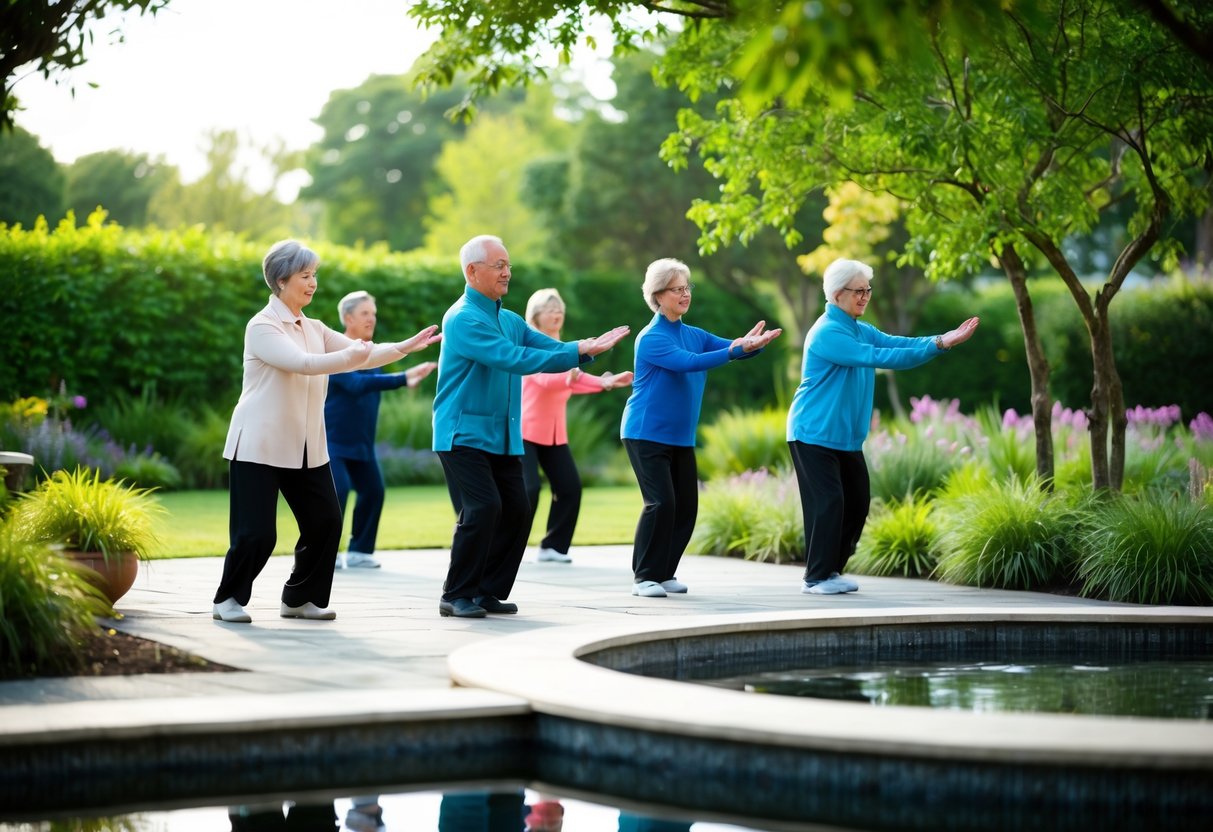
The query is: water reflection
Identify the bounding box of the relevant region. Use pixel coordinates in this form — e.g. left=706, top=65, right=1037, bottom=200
left=711, top=658, right=1213, bottom=719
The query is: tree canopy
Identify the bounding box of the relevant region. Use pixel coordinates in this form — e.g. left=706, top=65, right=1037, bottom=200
left=2, top=0, right=168, bottom=131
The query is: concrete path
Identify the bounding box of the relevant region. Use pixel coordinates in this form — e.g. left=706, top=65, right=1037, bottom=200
left=0, top=545, right=1126, bottom=708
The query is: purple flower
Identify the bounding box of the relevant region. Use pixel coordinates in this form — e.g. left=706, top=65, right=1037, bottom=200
left=1190, top=412, right=1213, bottom=442
left=72, top=395, right=88, bottom=409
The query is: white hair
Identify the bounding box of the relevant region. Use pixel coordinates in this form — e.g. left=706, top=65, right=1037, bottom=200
left=642, top=258, right=690, bottom=312
left=459, top=234, right=505, bottom=275
left=822, top=258, right=873, bottom=305
left=337, top=290, right=374, bottom=323
left=525, top=288, right=564, bottom=328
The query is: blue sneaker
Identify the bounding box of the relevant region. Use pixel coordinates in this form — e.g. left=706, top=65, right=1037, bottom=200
left=802, top=578, right=848, bottom=595
left=829, top=572, right=859, bottom=592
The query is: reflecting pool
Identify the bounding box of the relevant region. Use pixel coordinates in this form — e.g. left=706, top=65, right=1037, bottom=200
left=704, top=657, right=1213, bottom=719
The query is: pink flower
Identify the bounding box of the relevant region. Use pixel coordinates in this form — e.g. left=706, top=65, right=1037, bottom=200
left=72, top=395, right=87, bottom=409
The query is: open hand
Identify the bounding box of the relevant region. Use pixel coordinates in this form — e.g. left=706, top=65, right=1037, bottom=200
left=579, top=325, right=630, bottom=356
left=606, top=370, right=634, bottom=389
left=396, top=325, right=442, bottom=354
left=733, top=321, right=783, bottom=353
left=941, top=317, right=980, bottom=349
left=405, top=361, right=438, bottom=385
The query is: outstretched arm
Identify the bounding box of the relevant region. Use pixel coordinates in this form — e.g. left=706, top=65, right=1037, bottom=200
left=731, top=320, right=783, bottom=354
left=578, top=325, right=631, bottom=357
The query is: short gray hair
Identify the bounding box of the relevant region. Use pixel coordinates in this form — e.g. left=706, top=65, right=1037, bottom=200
left=459, top=234, right=504, bottom=275
left=525, top=288, right=564, bottom=328
left=642, top=258, right=690, bottom=312
left=338, top=290, right=374, bottom=323
left=263, top=239, right=319, bottom=295
left=822, top=258, right=873, bottom=305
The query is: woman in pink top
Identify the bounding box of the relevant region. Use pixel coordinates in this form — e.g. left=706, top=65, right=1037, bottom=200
left=522, top=289, right=632, bottom=563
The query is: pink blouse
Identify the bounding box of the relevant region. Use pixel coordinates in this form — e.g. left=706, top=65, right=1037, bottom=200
left=521, top=370, right=606, bottom=446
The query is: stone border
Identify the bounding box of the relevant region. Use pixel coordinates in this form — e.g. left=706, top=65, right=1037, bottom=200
left=448, top=606, right=1213, bottom=769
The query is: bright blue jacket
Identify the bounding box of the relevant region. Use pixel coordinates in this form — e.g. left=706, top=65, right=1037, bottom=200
left=432, top=285, right=587, bottom=456
left=787, top=303, right=944, bottom=451
left=325, top=367, right=410, bottom=461
left=621, top=313, right=756, bottom=447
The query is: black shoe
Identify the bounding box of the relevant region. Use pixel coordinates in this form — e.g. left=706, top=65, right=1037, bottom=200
left=473, top=595, right=518, bottom=614
left=439, top=598, right=486, bottom=618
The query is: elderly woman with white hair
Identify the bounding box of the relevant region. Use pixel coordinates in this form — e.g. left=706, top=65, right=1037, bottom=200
left=212, top=239, right=441, bottom=623
left=787, top=257, right=979, bottom=596
left=621, top=258, right=782, bottom=598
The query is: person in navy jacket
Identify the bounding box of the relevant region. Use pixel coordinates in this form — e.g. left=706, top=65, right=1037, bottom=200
left=432, top=234, right=630, bottom=618
left=620, top=257, right=782, bottom=598
left=787, top=258, right=979, bottom=595
left=325, top=290, right=437, bottom=570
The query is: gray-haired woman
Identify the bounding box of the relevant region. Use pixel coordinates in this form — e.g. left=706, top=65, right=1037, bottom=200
left=787, top=257, right=978, bottom=595
left=620, top=257, right=782, bottom=598
left=212, top=239, right=441, bottom=623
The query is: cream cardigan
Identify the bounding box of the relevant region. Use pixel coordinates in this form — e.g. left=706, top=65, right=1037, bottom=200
left=222, top=296, right=407, bottom=468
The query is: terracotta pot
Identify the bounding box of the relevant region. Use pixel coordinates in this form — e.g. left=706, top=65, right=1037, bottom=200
left=64, top=550, right=140, bottom=604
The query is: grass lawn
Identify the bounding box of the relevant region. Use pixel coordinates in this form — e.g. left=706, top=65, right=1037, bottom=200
left=152, top=485, right=643, bottom=558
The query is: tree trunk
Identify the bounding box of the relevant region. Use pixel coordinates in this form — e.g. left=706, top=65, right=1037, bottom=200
left=1092, top=298, right=1128, bottom=491
left=998, top=244, right=1054, bottom=483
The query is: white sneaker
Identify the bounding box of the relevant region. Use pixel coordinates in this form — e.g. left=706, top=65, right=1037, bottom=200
left=537, top=547, right=572, bottom=563
left=631, top=580, right=667, bottom=597
left=280, top=601, right=337, bottom=620
left=344, top=551, right=381, bottom=568
left=212, top=598, right=252, bottom=623
left=802, top=578, right=849, bottom=595
left=333, top=552, right=346, bottom=570
left=660, top=578, right=688, bottom=593
left=829, top=572, right=859, bottom=592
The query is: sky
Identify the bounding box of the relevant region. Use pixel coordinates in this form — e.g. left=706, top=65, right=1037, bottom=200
left=10, top=0, right=441, bottom=194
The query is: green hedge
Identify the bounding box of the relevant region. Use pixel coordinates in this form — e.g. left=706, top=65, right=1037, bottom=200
left=0, top=216, right=794, bottom=423
left=3, top=216, right=1208, bottom=422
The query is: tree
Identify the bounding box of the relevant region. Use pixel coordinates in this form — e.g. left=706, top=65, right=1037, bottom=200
left=422, top=112, right=555, bottom=259
left=299, top=74, right=518, bottom=251
left=66, top=149, right=171, bottom=227
left=0, top=125, right=64, bottom=226
left=667, top=1, right=1213, bottom=490
left=147, top=129, right=299, bottom=239
left=2, top=0, right=169, bottom=131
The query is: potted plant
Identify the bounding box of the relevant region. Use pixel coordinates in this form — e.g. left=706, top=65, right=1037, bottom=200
left=9, top=467, right=163, bottom=603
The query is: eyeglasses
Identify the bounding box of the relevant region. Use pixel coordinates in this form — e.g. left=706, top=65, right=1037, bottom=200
left=475, top=260, right=511, bottom=272
left=663, top=283, right=694, bottom=297
left=841, top=286, right=873, bottom=297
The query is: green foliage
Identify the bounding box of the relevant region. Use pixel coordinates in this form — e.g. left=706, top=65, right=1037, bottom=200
left=376, top=393, right=435, bottom=450
left=692, top=470, right=803, bottom=563
left=85, top=388, right=192, bottom=462
left=0, top=524, right=111, bottom=679
left=10, top=468, right=163, bottom=561
left=850, top=495, right=939, bottom=578
left=1076, top=495, right=1213, bottom=606
left=697, top=408, right=790, bottom=481
left=1, top=0, right=168, bottom=130
left=376, top=446, right=445, bottom=486
left=66, top=150, right=172, bottom=228
left=0, top=126, right=65, bottom=227
left=933, top=478, right=1085, bottom=590
left=866, top=435, right=967, bottom=503
left=174, top=405, right=231, bottom=490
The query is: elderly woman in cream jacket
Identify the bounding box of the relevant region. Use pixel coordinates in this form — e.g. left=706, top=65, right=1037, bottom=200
left=212, top=239, right=440, bottom=623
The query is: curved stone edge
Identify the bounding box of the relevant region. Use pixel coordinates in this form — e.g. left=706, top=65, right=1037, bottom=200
left=447, top=605, right=1213, bottom=770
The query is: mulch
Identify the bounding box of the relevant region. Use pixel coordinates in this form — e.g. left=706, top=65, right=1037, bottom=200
left=61, top=627, right=238, bottom=677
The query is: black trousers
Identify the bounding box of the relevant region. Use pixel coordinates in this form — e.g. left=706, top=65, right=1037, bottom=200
left=788, top=441, right=871, bottom=582
left=214, top=456, right=342, bottom=608
left=438, top=445, right=532, bottom=602
left=624, top=439, right=698, bottom=583
left=331, top=455, right=385, bottom=554
left=522, top=440, right=582, bottom=555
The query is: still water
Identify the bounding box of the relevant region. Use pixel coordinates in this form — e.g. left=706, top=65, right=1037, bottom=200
left=706, top=658, right=1213, bottom=719
left=1, top=790, right=759, bottom=832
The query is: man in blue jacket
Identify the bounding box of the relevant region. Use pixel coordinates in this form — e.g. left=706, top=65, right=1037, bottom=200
left=326, top=290, right=437, bottom=569
left=432, top=234, right=630, bottom=618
